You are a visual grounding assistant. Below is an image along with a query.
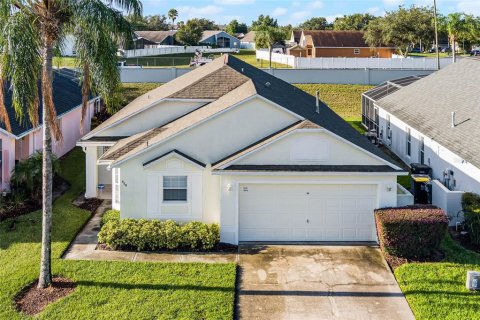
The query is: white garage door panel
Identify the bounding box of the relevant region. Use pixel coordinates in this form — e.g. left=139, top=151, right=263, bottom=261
left=239, top=184, right=377, bottom=242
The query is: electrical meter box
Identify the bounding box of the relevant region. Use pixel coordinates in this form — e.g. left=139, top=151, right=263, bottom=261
left=466, top=271, right=480, bottom=291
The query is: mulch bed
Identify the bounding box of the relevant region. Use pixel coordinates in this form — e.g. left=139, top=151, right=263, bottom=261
left=77, top=197, right=104, bottom=214
left=384, top=249, right=445, bottom=270
left=97, top=242, right=238, bottom=253
left=449, top=227, right=480, bottom=254
left=15, top=277, right=76, bottom=316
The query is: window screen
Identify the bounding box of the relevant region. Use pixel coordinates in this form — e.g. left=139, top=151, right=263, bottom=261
left=163, top=176, right=187, bottom=201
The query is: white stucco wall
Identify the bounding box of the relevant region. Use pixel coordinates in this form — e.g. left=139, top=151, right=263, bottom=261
left=116, top=97, right=300, bottom=219
left=97, top=100, right=206, bottom=137
left=377, top=107, right=480, bottom=193
left=0, top=132, right=16, bottom=190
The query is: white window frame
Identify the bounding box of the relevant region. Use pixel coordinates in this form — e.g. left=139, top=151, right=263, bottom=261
left=162, top=175, right=188, bottom=203
left=354, top=48, right=360, bottom=54
left=406, top=127, right=411, bottom=157
left=113, top=168, right=121, bottom=209
left=419, top=136, right=425, bottom=164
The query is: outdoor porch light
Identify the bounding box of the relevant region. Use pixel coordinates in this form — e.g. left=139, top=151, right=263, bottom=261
left=386, top=185, right=392, bottom=192
left=226, top=183, right=232, bottom=192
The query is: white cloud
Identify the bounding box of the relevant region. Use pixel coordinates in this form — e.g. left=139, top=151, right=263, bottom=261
left=367, top=7, right=385, bottom=16
left=382, top=0, right=404, bottom=7
left=458, top=0, right=480, bottom=15
left=311, top=1, right=324, bottom=9
left=291, top=10, right=310, bottom=21
left=272, top=7, right=288, bottom=17
left=213, top=0, right=255, bottom=5
left=326, top=14, right=343, bottom=23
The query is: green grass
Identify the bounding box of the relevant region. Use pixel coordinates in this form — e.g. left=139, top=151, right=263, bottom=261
left=53, top=57, right=77, bottom=68
left=395, top=235, right=480, bottom=320
left=0, top=148, right=236, bottom=319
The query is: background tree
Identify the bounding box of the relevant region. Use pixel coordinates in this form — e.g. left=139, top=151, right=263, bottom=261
left=0, top=0, right=141, bottom=289
left=251, top=14, right=278, bottom=30
left=197, top=18, right=218, bottom=31
left=364, top=6, right=435, bottom=56
left=225, top=19, right=248, bottom=35
left=298, top=17, right=332, bottom=30
left=255, top=26, right=286, bottom=68
left=168, top=8, right=178, bottom=29
left=333, top=13, right=377, bottom=31
left=176, top=19, right=204, bottom=45
left=126, top=14, right=168, bottom=31
left=446, top=13, right=469, bottom=61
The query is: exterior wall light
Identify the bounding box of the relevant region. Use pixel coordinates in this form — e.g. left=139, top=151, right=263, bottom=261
left=226, top=184, right=232, bottom=192
left=386, top=185, right=392, bottom=192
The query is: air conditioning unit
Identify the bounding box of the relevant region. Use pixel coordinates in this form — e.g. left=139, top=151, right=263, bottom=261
left=466, top=271, right=480, bottom=291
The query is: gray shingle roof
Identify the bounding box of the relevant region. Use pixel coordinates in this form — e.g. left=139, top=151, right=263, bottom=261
left=134, top=31, right=177, bottom=43
left=1, top=69, right=86, bottom=137
left=375, top=58, right=480, bottom=169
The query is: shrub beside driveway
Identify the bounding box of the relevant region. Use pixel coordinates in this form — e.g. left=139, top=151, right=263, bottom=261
left=0, top=148, right=236, bottom=319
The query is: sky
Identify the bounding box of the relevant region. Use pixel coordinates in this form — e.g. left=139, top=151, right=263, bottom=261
left=140, top=0, right=480, bottom=26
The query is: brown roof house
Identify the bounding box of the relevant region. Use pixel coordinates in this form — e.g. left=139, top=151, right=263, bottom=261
left=77, top=55, right=407, bottom=246
left=287, top=30, right=396, bottom=58
left=133, top=31, right=178, bottom=49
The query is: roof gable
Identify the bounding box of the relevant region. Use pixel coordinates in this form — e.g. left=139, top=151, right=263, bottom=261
left=143, top=149, right=205, bottom=169
left=303, top=30, right=383, bottom=48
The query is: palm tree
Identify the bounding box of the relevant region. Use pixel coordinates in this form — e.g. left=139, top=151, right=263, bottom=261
left=0, top=0, right=142, bottom=289
left=168, top=8, right=178, bottom=30
left=254, top=26, right=286, bottom=69
left=447, top=13, right=467, bottom=62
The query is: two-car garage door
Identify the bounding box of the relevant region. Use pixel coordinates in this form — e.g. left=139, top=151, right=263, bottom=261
left=239, top=184, right=378, bottom=242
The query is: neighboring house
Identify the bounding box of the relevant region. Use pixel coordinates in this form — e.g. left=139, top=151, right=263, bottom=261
left=133, top=31, right=177, bottom=49
left=362, top=58, right=480, bottom=223
left=287, top=30, right=396, bottom=58
left=1, top=69, right=99, bottom=191
left=287, top=30, right=302, bottom=46
left=200, top=31, right=240, bottom=49
left=240, top=31, right=256, bottom=49
left=77, top=55, right=407, bottom=245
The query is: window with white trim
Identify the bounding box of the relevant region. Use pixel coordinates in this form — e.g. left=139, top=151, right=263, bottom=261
left=354, top=48, right=360, bottom=54
left=406, top=127, right=411, bottom=156
left=163, top=176, right=187, bottom=202
left=419, top=136, right=425, bottom=164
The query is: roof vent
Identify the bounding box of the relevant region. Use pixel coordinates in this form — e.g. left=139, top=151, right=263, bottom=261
left=451, top=111, right=456, bottom=128
left=241, top=67, right=244, bottom=73
left=315, top=90, right=320, bottom=114
left=265, top=82, right=271, bottom=88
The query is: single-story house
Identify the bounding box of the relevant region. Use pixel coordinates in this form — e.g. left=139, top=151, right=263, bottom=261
left=200, top=31, right=241, bottom=49
left=1, top=69, right=99, bottom=191
left=362, top=57, right=480, bottom=224
left=78, top=55, right=408, bottom=245
left=240, top=31, right=256, bottom=49
left=287, top=30, right=396, bottom=58
left=133, top=31, right=177, bottom=49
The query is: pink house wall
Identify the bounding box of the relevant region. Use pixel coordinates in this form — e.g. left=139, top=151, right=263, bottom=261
left=0, top=100, right=96, bottom=191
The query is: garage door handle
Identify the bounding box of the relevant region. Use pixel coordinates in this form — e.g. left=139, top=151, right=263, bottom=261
left=307, top=219, right=309, bottom=223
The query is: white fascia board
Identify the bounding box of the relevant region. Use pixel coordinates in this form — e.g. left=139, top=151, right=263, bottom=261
left=212, top=171, right=406, bottom=176
left=76, top=141, right=117, bottom=147
left=82, top=98, right=212, bottom=140
left=143, top=151, right=204, bottom=170
left=109, top=94, right=258, bottom=168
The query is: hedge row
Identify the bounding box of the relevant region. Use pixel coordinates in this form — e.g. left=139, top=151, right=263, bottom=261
left=462, top=192, right=480, bottom=245
left=101, top=209, right=120, bottom=226
left=375, top=205, right=448, bottom=259
left=98, top=216, right=220, bottom=251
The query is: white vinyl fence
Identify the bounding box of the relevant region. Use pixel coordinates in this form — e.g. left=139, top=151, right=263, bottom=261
left=256, top=50, right=455, bottom=70
left=123, top=46, right=239, bottom=58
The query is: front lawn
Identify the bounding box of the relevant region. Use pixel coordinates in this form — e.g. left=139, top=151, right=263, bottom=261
left=394, top=236, right=480, bottom=319
left=0, top=148, right=236, bottom=319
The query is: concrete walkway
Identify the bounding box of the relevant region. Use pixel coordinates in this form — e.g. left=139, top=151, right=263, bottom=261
left=63, top=201, right=238, bottom=263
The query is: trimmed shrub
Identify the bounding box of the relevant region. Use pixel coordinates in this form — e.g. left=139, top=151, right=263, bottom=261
left=101, top=209, right=120, bottom=226
left=462, top=193, right=480, bottom=245
left=98, top=218, right=220, bottom=251
left=375, top=205, right=448, bottom=259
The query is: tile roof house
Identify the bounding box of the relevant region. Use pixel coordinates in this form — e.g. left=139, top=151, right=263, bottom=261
left=287, top=30, right=396, bottom=58
left=362, top=58, right=480, bottom=224
left=133, top=31, right=177, bottom=49
left=78, top=55, right=408, bottom=244
left=200, top=31, right=240, bottom=49
left=1, top=69, right=99, bottom=190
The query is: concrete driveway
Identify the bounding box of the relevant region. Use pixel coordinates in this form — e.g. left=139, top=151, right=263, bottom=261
left=237, top=245, right=414, bottom=320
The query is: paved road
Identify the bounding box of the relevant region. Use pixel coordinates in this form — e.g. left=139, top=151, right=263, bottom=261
left=237, top=245, right=415, bottom=320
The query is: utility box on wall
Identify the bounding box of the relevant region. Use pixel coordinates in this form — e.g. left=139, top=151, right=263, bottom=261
left=466, top=271, right=480, bottom=291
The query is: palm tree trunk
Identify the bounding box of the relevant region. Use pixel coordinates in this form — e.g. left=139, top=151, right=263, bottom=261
left=452, top=35, right=456, bottom=63
left=38, top=39, right=54, bottom=289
